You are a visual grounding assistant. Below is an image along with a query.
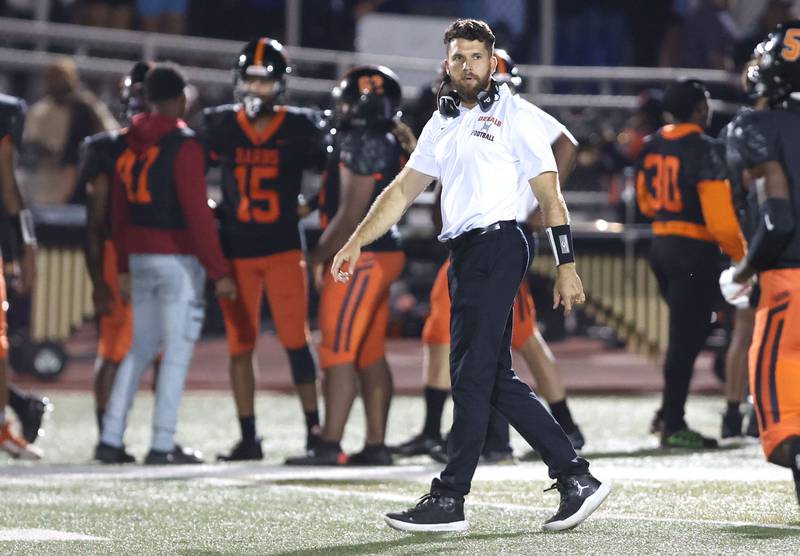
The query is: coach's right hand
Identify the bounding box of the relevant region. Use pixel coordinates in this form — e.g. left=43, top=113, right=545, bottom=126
left=215, top=276, right=237, bottom=300
left=331, top=239, right=361, bottom=283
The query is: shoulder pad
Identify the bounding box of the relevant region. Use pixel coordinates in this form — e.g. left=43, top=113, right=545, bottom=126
left=728, top=110, right=774, bottom=169
left=339, top=128, right=396, bottom=176
left=202, top=104, right=236, bottom=132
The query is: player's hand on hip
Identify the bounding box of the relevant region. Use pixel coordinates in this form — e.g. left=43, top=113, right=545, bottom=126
left=215, top=276, right=238, bottom=300
left=553, top=263, right=585, bottom=314
left=331, top=240, right=361, bottom=283
left=119, top=273, right=132, bottom=304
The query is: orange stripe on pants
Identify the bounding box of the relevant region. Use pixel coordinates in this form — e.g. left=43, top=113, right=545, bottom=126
left=318, top=251, right=405, bottom=369
left=749, top=268, right=800, bottom=462
left=98, top=240, right=133, bottom=363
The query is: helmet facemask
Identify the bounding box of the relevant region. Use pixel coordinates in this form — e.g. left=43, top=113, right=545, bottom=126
left=235, top=70, right=284, bottom=119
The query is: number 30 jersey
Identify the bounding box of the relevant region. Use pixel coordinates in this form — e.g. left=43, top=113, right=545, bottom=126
left=635, top=123, right=745, bottom=260
left=203, top=104, right=326, bottom=258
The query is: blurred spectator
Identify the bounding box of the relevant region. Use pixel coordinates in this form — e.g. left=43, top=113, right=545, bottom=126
left=301, top=0, right=386, bottom=51
left=556, top=0, right=626, bottom=67
left=22, top=58, right=118, bottom=205
left=137, top=0, right=188, bottom=34
left=627, top=0, right=684, bottom=67
left=1, top=0, right=72, bottom=22
left=75, top=0, right=134, bottom=29
left=478, top=0, right=527, bottom=59
left=678, top=0, right=742, bottom=70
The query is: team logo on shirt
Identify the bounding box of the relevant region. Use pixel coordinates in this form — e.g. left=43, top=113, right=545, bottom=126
left=471, top=115, right=502, bottom=142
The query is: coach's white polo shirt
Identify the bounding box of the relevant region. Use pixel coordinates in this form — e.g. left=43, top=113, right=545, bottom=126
left=516, top=104, right=578, bottom=222
left=408, top=83, right=557, bottom=241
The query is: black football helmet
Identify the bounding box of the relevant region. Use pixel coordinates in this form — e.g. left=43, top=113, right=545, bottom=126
left=120, top=61, right=152, bottom=123
left=756, top=21, right=800, bottom=107
left=332, top=65, right=402, bottom=128
left=493, top=49, right=523, bottom=93
left=234, top=37, right=290, bottom=118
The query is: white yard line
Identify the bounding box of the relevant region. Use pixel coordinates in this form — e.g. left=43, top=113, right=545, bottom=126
left=1, top=460, right=790, bottom=484
left=275, top=484, right=800, bottom=532
left=0, top=529, right=107, bottom=542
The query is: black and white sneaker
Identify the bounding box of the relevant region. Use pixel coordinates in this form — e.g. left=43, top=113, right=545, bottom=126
left=542, top=473, right=610, bottom=531
left=385, top=493, right=468, bottom=533
left=144, top=444, right=204, bottom=465
left=217, top=438, right=263, bottom=462
left=389, top=432, right=443, bottom=457
left=18, top=395, right=52, bottom=444
left=721, top=407, right=743, bottom=443
left=94, top=441, right=136, bottom=464
left=348, top=444, right=393, bottom=466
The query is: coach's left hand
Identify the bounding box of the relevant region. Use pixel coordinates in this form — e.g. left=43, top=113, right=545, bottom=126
left=331, top=239, right=361, bottom=283
left=553, top=263, right=585, bottom=314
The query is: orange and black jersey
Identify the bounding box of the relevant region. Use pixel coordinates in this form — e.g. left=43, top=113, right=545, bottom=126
left=319, top=127, right=403, bottom=253
left=728, top=106, right=800, bottom=269
left=636, top=123, right=745, bottom=261
left=78, top=129, right=129, bottom=225
left=202, top=104, right=326, bottom=259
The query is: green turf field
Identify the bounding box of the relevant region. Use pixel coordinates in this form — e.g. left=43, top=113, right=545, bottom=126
left=1, top=392, right=798, bottom=555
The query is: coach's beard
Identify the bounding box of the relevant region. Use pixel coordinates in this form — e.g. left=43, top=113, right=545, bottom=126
left=452, top=72, right=491, bottom=103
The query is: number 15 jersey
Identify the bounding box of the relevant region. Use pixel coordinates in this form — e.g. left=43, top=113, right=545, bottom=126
left=203, top=104, right=326, bottom=258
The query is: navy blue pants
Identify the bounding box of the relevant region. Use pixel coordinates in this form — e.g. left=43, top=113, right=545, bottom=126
left=432, top=224, right=589, bottom=499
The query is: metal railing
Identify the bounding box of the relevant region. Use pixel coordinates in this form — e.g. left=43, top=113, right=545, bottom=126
left=0, top=17, right=743, bottom=111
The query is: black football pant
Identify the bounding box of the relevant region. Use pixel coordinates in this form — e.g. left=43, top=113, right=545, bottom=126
left=432, top=223, right=588, bottom=499
left=650, top=236, right=720, bottom=433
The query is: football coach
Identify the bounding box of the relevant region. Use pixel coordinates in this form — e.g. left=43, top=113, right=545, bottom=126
left=330, top=19, right=610, bottom=533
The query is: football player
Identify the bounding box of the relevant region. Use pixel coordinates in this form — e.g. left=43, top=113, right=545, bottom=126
left=0, top=92, right=43, bottom=460
left=286, top=66, right=409, bottom=465
left=203, top=38, right=325, bottom=461
left=726, top=21, right=800, bottom=505
left=80, top=61, right=153, bottom=439
left=636, top=78, right=746, bottom=449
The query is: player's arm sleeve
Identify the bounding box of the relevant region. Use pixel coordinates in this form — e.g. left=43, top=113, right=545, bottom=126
left=511, top=108, right=558, bottom=180
left=635, top=167, right=656, bottom=219
left=405, top=114, right=440, bottom=179
left=173, top=139, right=231, bottom=280
left=697, top=140, right=747, bottom=261
left=698, top=179, right=746, bottom=261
